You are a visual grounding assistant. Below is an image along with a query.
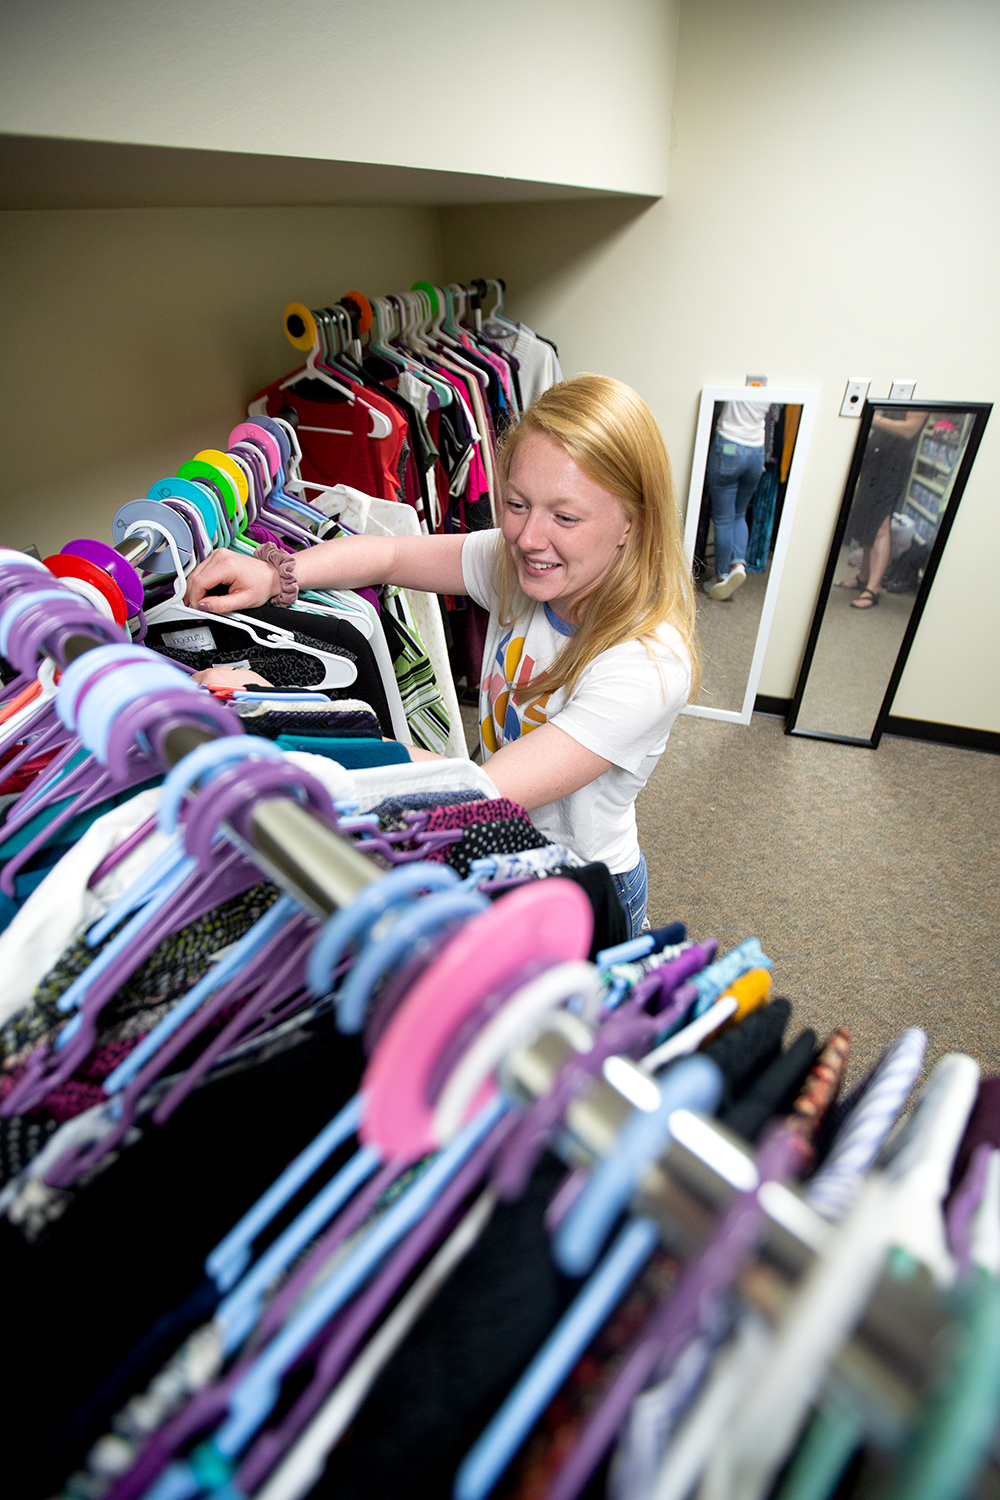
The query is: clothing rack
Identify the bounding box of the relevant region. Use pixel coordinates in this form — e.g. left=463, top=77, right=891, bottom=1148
left=0, top=552, right=981, bottom=1459
left=501, top=1020, right=949, bottom=1421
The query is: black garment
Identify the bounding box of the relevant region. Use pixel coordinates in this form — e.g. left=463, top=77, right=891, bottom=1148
left=701, top=997, right=792, bottom=1114
left=847, top=416, right=922, bottom=548
left=440, top=817, right=553, bottom=881
left=373, top=790, right=484, bottom=823
left=143, top=607, right=394, bottom=737
left=1, top=1013, right=366, bottom=1499
left=234, top=705, right=383, bottom=742
left=535, top=863, right=629, bottom=963
left=722, top=1028, right=818, bottom=1143
left=882, top=535, right=931, bottom=594
left=0, top=1112, right=59, bottom=1185
left=243, top=605, right=395, bottom=736
left=309, top=1153, right=578, bottom=1500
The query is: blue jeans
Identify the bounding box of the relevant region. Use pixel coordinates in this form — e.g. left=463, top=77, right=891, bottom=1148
left=706, top=436, right=766, bottom=579
left=612, top=850, right=648, bottom=939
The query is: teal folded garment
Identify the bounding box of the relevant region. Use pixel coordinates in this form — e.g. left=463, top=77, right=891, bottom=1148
left=275, top=734, right=411, bottom=768
left=0, top=772, right=163, bottom=859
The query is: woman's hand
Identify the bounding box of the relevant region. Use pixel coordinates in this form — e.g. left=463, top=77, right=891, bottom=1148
left=185, top=548, right=278, bottom=614
left=191, top=666, right=274, bottom=689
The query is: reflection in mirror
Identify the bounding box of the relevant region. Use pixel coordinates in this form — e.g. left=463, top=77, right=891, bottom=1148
left=682, top=386, right=819, bottom=725
left=788, top=400, right=992, bottom=746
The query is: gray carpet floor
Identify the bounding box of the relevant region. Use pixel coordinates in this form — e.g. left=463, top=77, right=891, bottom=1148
left=639, top=711, right=1000, bottom=1087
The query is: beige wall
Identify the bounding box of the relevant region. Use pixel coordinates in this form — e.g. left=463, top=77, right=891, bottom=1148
left=0, top=0, right=674, bottom=197
left=0, top=204, right=444, bottom=557
left=442, top=0, right=1000, bottom=731
left=1, top=0, right=995, bottom=730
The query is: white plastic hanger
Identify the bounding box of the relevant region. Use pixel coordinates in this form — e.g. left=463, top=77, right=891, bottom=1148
left=143, top=596, right=358, bottom=692
left=278, top=338, right=393, bottom=441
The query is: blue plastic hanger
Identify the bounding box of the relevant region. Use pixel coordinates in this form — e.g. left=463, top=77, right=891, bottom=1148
left=144, top=1096, right=508, bottom=1500
left=101, top=892, right=302, bottom=1093
left=206, top=1095, right=365, bottom=1293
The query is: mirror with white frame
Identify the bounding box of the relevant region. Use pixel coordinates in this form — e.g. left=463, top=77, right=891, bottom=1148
left=681, top=385, right=819, bottom=724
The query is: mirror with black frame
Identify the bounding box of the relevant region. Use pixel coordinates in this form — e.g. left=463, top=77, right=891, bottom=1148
left=787, top=399, right=992, bottom=747
left=682, top=385, right=819, bottom=724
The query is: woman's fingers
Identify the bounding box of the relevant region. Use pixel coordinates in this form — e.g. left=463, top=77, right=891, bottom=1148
left=184, top=549, right=277, bottom=613
left=191, top=666, right=274, bottom=688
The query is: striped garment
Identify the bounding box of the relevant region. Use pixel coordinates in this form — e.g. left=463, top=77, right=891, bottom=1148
left=805, top=1026, right=926, bottom=1221
left=380, top=586, right=453, bottom=755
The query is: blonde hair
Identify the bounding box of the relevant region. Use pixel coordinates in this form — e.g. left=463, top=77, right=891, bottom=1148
left=494, top=374, right=700, bottom=703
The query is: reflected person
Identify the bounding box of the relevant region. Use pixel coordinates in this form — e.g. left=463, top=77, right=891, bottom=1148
left=702, top=400, right=768, bottom=600
left=836, top=408, right=927, bottom=611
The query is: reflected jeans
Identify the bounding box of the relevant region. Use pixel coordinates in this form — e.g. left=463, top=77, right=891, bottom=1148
left=612, top=850, right=648, bottom=939
left=706, top=435, right=766, bottom=578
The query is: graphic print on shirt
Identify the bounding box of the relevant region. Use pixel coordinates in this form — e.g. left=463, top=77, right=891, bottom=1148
left=480, top=628, right=550, bottom=755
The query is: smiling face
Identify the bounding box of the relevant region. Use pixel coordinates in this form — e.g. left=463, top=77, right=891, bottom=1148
left=501, top=430, right=633, bottom=623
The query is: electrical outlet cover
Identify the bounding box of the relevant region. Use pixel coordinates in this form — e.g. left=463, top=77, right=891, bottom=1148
left=840, top=378, right=870, bottom=417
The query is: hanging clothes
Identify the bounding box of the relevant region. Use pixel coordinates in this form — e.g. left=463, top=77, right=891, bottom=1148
left=2, top=348, right=998, bottom=1500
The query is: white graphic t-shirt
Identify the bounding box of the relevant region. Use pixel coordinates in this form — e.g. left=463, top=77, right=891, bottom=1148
left=461, top=531, right=691, bottom=872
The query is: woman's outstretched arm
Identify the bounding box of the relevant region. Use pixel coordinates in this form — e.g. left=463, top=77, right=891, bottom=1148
left=184, top=533, right=468, bottom=614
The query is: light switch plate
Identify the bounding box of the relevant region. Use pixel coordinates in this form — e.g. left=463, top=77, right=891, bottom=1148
left=889, top=380, right=917, bottom=400
left=745, top=374, right=768, bottom=387
left=840, top=378, right=870, bottom=417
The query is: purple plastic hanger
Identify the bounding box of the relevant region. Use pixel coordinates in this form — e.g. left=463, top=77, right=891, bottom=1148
left=0, top=840, right=266, bottom=1117
left=5, top=592, right=125, bottom=679
left=148, top=920, right=319, bottom=1126
left=492, top=945, right=717, bottom=1203
left=0, top=674, right=29, bottom=707
left=107, top=686, right=240, bottom=781
left=43, top=910, right=318, bottom=1189
left=179, top=755, right=337, bottom=865
left=235, top=1112, right=518, bottom=1494
left=86, top=813, right=160, bottom=889
left=353, top=821, right=464, bottom=865
left=0, top=560, right=63, bottom=607
left=0, top=733, right=106, bottom=840
left=493, top=1009, right=663, bottom=1204
left=544, top=1123, right=811, bottom=1500
left=104, top=1155, right=413, bottom=1500
left=946, top=1142, right=993, bottom=1275
left=0, top=743, right=161, bottom=897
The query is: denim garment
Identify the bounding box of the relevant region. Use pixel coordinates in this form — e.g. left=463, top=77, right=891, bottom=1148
left=706, top=434, right=766, bottom=579
left=612, top=849, right=648, bottom=939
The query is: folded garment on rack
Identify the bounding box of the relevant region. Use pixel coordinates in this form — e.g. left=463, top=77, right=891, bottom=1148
left=372, top=789, right=486, bottom=821
left=233, top=703, right=383, bottom=743
left=275, top=735, right=410, bottom=769
left=144, top=608, right=395, bottom=736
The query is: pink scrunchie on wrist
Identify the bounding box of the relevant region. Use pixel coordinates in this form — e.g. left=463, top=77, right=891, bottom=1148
left=253, top=543, right=299, bottom=607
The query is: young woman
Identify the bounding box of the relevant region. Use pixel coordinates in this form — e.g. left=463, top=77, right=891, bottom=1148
left=185, top=375, right=699, bottom=935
